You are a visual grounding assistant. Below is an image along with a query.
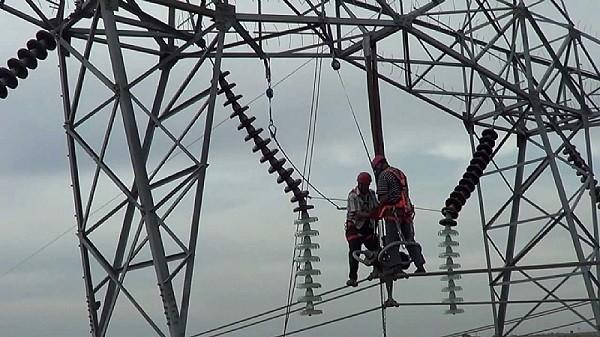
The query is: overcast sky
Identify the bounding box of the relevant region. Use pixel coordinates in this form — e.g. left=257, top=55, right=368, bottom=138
left=2, top=1, right=600, bottom=337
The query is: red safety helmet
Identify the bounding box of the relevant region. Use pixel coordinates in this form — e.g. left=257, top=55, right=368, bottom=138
left=371, top=155, right=387, bottom=169
left=357, top=172, right=372, bottom=185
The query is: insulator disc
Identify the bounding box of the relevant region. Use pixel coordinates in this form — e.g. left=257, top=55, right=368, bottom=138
left=295, top=230, right=319, bottom=237
left=297, top=282, right=322, bottom=289
left=442, top=286, right=463, bottom=292
left=438, top=228, right=459, bottom=236
left=439, top=263, right=461, bottom=269
left=294, top=217, right=319, bottom=225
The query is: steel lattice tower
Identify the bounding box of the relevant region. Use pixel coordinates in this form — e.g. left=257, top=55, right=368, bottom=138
left=2, top=1, right=600, bottom=336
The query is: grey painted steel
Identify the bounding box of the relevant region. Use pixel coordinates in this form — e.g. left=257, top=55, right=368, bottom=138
left=497, top=133, right=527, bottom=336
left=100, top=1, right=183, bottom=336
left=180, top=22, right=229, bottom=333
left=3, top=1, right=600, bottom=336
left=519, top=10, right=600, bottom=333
left=364, top=35, right=384, bottom=157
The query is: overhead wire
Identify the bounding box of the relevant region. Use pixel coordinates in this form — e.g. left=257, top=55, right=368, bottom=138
left=440, top=301, right=589, bottom=337
left=192, top=278, right=379, bottom=337
left=336, top=70, right=372, bottom=163
left=191, top=260, right=600, bottom=337
left=282, top=45, right=324, bottom=336
left=521, top=316, right=593, bottom=336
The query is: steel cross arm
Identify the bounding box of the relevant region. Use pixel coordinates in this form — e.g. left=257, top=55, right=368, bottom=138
left=231, top=20, right=267, bottom=60
left=114, top=252, right=188, bottom=274
left=414, top=18, right=600, bottom=83
left=341, top=0, right=383, bottom=13
left=70, top=33, right=163, bottom=56
left=62, top=0, right=98, bottom=30
left=22, top=0, right=52, bottom=27
left=278, top=0, right=330, bottom=48
left=0, top=2, right=45, bottom=28
left=138, top=0, right=214, bottom=17
left=343, top=57, right=464, bottom=121
left=234, top=12, right=397, bottom=26
left=224, top=23, right=319, bottom=50
left=408, top=25, right=528, bottom=100
left=525, top=13, right=591, bottom=114
left=338, top=0, right=446, bottom=58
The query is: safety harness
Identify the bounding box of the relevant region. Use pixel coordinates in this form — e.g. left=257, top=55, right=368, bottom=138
left=376, top=167, right=414, bottom=223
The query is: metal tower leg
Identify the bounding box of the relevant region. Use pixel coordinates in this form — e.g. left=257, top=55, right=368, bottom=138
left=364, top=35, right=384, bottom=157
left=180, top=21, right=228, bottom=333
left=519, top=13, right=600, bottom=332
left=496, top=134, right=527, bottom=336
left=57, top=25, right=101, bottom=337
left=99, top=1, right=182, bottom=335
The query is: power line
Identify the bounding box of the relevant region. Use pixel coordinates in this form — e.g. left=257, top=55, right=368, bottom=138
left=269, top=306, right=381, bottom=337
left=191, top=278, right=379, bottom=337
left=522, top=316, right=592, bottom=336
left=336, top=69, right=371, bottom=164
left=267, top=299, right=599, bottom=337
left=0, top=192, right=123, bottom=281
left=0, top=224, right=76, bottom=280
left=440, top=301, right=589, bottom=337
left=191, top=260, right=600, bottom=337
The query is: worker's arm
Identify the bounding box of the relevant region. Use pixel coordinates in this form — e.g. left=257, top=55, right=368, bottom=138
left=346, top=191, right=359, bottom=227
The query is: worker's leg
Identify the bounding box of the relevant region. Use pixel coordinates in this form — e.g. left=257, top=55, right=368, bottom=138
left=364, top=231, right=380, bottom=251
left=347, top=238, right=362, bottom=281
left=399, top=220, right=426, bottom=268
left=384, top=218, right=401, bottom=261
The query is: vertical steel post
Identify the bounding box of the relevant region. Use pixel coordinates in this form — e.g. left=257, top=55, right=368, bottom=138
left=58, top=30, right=101, bottom=337
left=180, top=14, right=229, bottom=333
left=519, top=11, right=600, bottom=331
left=496, top=133, right=527, bottom=336
left=99, top=1, right=183, bottom=336
left=364, top=35, right=385, bottom=156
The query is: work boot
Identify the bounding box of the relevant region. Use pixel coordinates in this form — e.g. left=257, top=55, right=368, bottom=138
left=415, top=265, right=426, bottom=274
left=367, top=267, right=381, bottom=281
left=393, top=268, right=409, bottom=280
left=346, top=278, right=358, bottom=287
left=383, top=298, right=400, bottom=308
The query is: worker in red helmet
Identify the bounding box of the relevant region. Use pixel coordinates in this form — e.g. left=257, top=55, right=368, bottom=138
left=345, top=172, right=380, bottom=287
left=371, top=155, right=426, bottom=276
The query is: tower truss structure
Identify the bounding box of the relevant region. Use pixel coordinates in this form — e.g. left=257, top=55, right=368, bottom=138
left=2, top=1, right=600, bottom=336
